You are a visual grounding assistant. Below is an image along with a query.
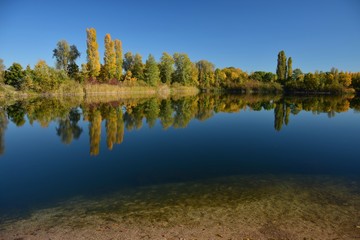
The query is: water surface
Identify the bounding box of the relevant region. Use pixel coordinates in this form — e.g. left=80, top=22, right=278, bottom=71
left=0, top=94, right=359, bottom=239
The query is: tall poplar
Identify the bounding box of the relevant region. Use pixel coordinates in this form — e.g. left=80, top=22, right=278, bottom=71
left=287, top=57, right=293, bottom=80
left=276, top=50, right=287, bottom=82
left=114, top=39, right=123, bottom=80
left=86, top=28, right=101, bottom=78
left=103, top=33, right=116, bottom=80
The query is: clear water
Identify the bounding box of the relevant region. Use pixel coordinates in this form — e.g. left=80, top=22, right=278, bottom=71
left=0, top=94, right=359, bottom=239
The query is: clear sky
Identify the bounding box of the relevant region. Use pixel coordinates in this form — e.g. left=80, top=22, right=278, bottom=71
left=0, top=0, right=359, bottom=73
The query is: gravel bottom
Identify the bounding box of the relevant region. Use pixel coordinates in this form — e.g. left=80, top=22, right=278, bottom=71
left=1, top=175, right=360, bottom=240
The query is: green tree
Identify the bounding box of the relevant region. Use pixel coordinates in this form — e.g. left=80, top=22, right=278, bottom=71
left=53, top=41, right=80, bottom=78
left=86, top=28, right=101, bottom=78
left=103, top=34, right=116, bottom=81
left=123, top=52, right=134, bottom=72
left=159, top=52, right=174, bottom=84
left=196, top=60, right=215, bottom=88
left=287, top=57, right=292, bottom=80
left=276, top=50, right=287, bottom=82
left=114, top=39, right=123, bottom=80
left=4, top=63, right=24, bottom=89
left=67, top=45, right=81, bottom=78
left=0, top=59, right=5, bottom=84
left=53, top=40, right=70, bottom=71
left=173, top=53, right=195, bottom=85
left=144, top=54, right=160, bottom=86
left=292, top=68, right=303, bottom=81
left=132, top=53, right=144, bottom=81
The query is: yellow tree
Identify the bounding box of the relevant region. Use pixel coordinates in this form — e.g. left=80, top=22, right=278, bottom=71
left=86, top=28, right=101, bottom=78
left=114, top=39, right=123, bottom=80
left=338, top=72, right=352, bottom=87
left=103, top=34, right=116, bottom=81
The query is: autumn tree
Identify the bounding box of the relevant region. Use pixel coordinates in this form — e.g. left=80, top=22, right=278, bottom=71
left=276, top=50, right=287, bottom=83
left=114, top=39, right=123, bottom=80
left=103, top=34, right=116, bottom=81
left=144, top=54, right=160, bottom=86
left=196, top=60, right=215, bottom=88
left=159, top=52, right=174, bottom=84
left=31, top=60, right=68, bottom=92
left=287, top=57, right=292, bottom=80
left=86, top=28, right=101, bottom=78
left=21, top=65, right=34, bottom=91
left=338, top=72, right=351, bottom=87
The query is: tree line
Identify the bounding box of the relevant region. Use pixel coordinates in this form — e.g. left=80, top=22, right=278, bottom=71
left=1, top=28, right=360, bottom=94
left=0, top=94, right=358, bottom=156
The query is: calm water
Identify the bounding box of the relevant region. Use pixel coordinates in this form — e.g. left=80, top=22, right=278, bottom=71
left=1, top=94, right=360, bottom=239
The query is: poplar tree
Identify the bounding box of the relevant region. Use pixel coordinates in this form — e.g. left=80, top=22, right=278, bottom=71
left=103, top=34, right=116, bottom=80
left=114, top=39, right=123, bottom=80
left=144, top=54, right=160, bottom=86
left=276, top=50, right=287, bottom=82
left=159, top=52, right=174, bottom=84
left=86, top=28, right=101, bottom=78
left=287, top=57, right=293, bottom=80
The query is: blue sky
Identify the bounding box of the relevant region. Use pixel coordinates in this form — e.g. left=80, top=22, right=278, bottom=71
left=0, top=0, right=359, bottom=73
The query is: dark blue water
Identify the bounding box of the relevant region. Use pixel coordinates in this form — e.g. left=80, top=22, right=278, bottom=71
left=0, top=94, right=360, bottom=226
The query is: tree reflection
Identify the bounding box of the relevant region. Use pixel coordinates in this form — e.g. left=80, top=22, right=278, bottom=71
left=88, top=109, right=102, bottom=156
left=7, top=102, right=26, bottom=127
left=0, top=94, right=357, bottom=156
left=0, top=108, right=8, bottom=155
left=56, top=108, right=83, bottom=144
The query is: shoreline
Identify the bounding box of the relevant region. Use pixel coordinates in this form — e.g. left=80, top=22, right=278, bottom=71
left=0, top=83, right=356, bottom=101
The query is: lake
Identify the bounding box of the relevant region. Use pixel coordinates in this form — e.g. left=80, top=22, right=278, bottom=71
left=0, top=94, right=360, bottom=239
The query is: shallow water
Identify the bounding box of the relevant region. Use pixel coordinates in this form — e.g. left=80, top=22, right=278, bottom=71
left=0, top=94, right=360, bottom=239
